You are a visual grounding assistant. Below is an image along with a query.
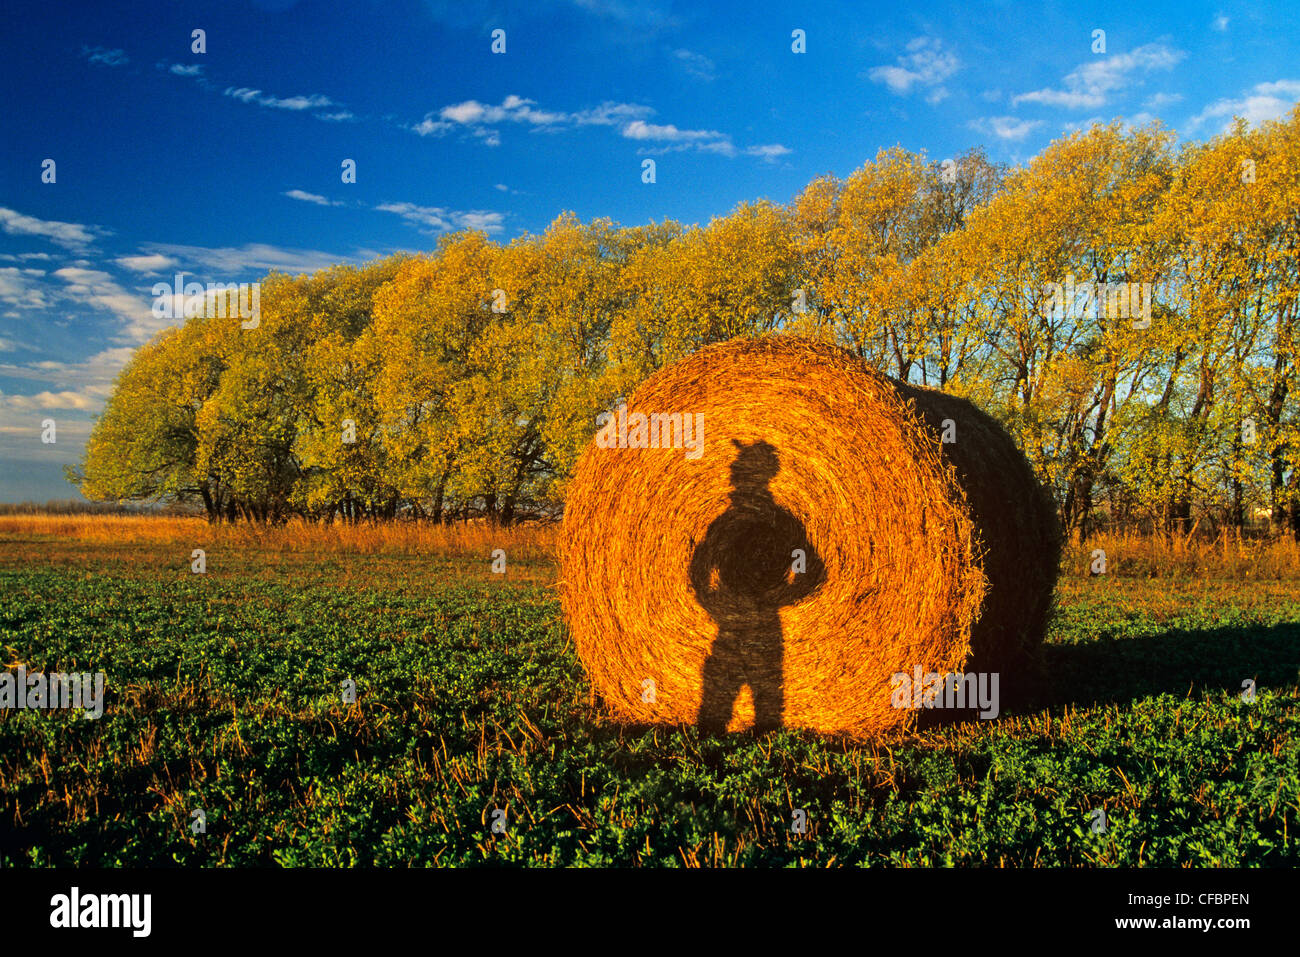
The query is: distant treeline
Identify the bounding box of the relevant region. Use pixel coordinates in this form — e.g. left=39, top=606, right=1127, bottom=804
left=74, top=112, right=1300, bottom=538
left=0, top=500, right=185, bottom=516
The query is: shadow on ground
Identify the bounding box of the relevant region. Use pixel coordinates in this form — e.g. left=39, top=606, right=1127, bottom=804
left=1040, top=620, right=1300, bottom=710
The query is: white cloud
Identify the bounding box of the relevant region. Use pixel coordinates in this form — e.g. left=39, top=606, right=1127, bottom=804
left=744, top=144, right=793, bottom=162
left=674, top=48, right=716, bottom=81
left=224, top=87, right=336, bottom=111
left=971, top=116, right=1044, bottom=141
left=1190, top=79, right=1300, bottom=131
left=0, top=348, right=138, bottom=467
left=572, top=102, right=654, bottom=126
left=81, top=46, right=128, bottom=67
left=1144, top=92, right=1183, bottom=109
left=284, top=189, right=342, bottom=207
left=621, top=120, right=723, bottom=142
left=1213, top=14, right=1230, bottom=32
left=0, top=348, right=135, bottom=395
left=52, top=267, right=163, bottom=343
left=139, top=243, right=361, bottom=276
left=1012, top=43, right=1185, bottom=109
left=0, top=267, right=51, bottom=312
left=0, top=390, right=98, bottom=412
left=867, top=37, right=959, bottom=97
left=409, top=94, right=783, bottom=160
left=374, top=202, right=504, bottom=235
left=417, top=94, right=626, bottom=134
left=619, top=119, right=787, bottom=160
left=0, top=208, right=100, bottom=250
left=411, top=116, right=453, bottom=136
left=115, top=253, right=178, bottom=275
left=417, top=95, right=569, bottom=137
left=439, top=101, right=488, bottom=124
left=156, top=62, right=352, bottom=124
left=221, top=87, right=350, bottom=122
left=570, top=0, right=678, bottom=29
left=3, top=254, right=175, bottom=343
left=456, top=211, right=507, bottom=231
left=1257, top=80, right=1300, bottom=97
left=1061, top=116, right=1105, bottom=134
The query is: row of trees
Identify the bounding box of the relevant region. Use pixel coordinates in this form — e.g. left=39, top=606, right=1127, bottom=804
left=75, top=108, right=1300, bottom=538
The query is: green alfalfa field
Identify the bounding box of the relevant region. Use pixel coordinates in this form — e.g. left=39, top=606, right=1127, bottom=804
left=1, top=515, right=1297, bottom=867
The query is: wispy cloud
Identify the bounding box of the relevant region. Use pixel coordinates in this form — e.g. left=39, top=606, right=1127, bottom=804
left=743, top=144, right=793, bottom=161
left=284, top=189, right=344, bottom=207
left=1190, top=79, right=1300, bottom=131
left=571, top=102, right=655, bottom=127
left=161, top=64, right=353, bottom=121
left=0, top=389, right=99, bottom=412
left=139, top=242, right=363, bottom=276
left=622, top=120, right=724, bottom=142
left=375, top=203, right=504, bottom=235
left=0, top=348, right=134, bottom=394
left=0, top=347, right=138, bottom=460
left=0, top=267, right=52, bottom=314
left=81, top=45, right=128, bottom=67
left=52, top=266, right=162, bottom=343
left=414, top=96, right=654, bottom=140
left=673, top=48, right=716, bottom=81
left=1144, top=92, right=1183, bottom=109
left=411, top=94, right=577, bottom=143
left=970, top=116, right=1044, bottom=141
left=1012, top=43, right=1185, bottom=109
left=115, top=253, right=178, bottom=275
left=1212, top=14, right=1230, bottom=32
left=222, top=86, right=352, bottom=121
left=569, top=0, right=680, bottom=31
left=621, top=120, right=789, bottom=161
left=0, top=208, right=101, bottom=251
left=867, top=37, right=959, bottom=101
left=412, top=93, right=788, bottom=160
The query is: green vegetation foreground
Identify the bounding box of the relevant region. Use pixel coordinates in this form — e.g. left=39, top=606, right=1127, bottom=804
left=1, top=527, right=1297, bottom=866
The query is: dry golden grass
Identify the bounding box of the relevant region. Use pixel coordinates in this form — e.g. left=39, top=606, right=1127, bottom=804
left=4, top=502, right=1299, bottom=585
left=1061, top=529, right=1300, bottom=579
left=0, top=513, right=556, bottom=560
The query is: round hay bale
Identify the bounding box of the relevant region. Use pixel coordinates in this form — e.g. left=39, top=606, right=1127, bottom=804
left=558, top=335, right=1060, bottom=737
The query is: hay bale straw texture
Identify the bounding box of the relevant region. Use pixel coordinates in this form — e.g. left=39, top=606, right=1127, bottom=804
left=558, top=335, right=1060, bottom=737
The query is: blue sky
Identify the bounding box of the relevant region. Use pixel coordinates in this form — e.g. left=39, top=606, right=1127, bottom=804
left=1, top=0, right=1296, bottom=501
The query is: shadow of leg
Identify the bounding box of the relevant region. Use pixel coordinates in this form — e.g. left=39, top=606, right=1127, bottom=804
left=698, top=628, right=743, bottom=733
left=750, top=612, right=784, bottom=731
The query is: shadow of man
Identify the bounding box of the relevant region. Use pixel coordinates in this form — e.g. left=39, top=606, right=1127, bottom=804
left=690, top=440, right=825, bottom=733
